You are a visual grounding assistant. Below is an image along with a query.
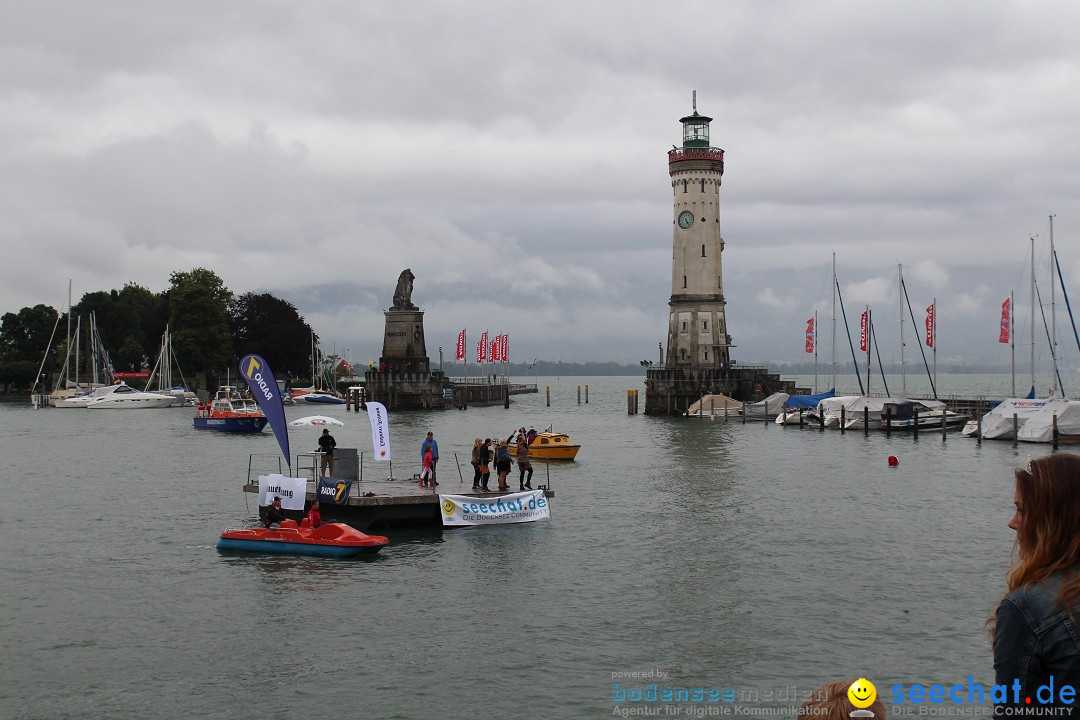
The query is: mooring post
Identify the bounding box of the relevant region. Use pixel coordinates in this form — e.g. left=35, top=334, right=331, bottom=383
left=627, top=390, right=633, bottom=415
left=886, top=409, right=892, bottom=437
left=742, top=401, right=746, bottom=424
left=913, top=409, right=919, bottom=439
left=1054, top=414, right=1060, bottom=450
left=864, top=407, right=869, bottom=436
left=546, top=386, right=550, bottom=407
left=942, top=408, right=947, bottom=442
left=840, top=406, right=846, bottom=435
left=577, top=385, right=581, bottom=404
left=1013, top=414, right=1018, bottom=448
left=586, top=385, right=589, bottom=403
left=503, top=384, right=509, bottom=409
left=977, top=413, right=982, bottom=445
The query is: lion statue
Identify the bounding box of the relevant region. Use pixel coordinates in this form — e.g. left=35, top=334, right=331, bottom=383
left=392, top=268, right=417, bottom=310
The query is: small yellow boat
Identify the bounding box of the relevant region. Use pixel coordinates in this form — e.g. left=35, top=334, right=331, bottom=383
left=510, top=430, right=580, bottom=461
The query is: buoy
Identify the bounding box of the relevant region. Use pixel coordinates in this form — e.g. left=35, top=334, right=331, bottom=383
left=888, top=455, right=899, bottom=467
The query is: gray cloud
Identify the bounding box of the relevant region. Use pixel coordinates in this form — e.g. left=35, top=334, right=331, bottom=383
left=3, top=0, right=1080, bottom=372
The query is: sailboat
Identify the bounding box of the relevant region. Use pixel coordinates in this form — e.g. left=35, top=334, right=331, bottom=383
left=143, top=326, right=196, bottom=407
left=968, top=216, right=1080, bottom=442
left=290, top=333, right=345, bottom=405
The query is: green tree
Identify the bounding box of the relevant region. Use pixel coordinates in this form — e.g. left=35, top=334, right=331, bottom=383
left=0, top=360, right=40, bottom=390
left=228, top=292, right=315, bottom=377
left=167, top=268, right=234, bottom=375
left=74, top=284, right=166, bottom=367
left=0, top=304, right=60, bottom=362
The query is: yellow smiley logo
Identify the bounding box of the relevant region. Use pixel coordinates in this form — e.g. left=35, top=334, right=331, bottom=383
left=441, top=498, right=456, bottom=515
left=848, top=678, right=877, bottom=709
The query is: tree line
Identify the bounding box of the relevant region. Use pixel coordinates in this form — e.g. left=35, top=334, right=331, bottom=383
left=0, top=268, right=319, bottom=392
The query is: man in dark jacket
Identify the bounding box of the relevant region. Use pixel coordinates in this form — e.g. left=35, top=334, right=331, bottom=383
left=264, top=496, right=287, bottom=528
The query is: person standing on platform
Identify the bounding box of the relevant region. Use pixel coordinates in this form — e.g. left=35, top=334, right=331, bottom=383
left=478, top=438, right=492, bottom=492
left=420, top=431, right=439, bottom=485
left=420, top=445, right=436, bottom=487
left=471, top=437, right=483, bottom=489
left=494, top=439, right=513, bottom=492
left=317, top=429, right=336, bottom=476
left=516, top=434, right=533, bottom=491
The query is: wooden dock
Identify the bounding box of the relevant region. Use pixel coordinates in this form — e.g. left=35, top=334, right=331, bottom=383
left=243, top=475, right=553, bottom=531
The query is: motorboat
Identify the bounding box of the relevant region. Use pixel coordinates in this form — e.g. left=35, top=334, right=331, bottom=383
left=290, top=388, right=346, bottom=405
left=740, top=392, right=789, bottom=419
left=217, top=519, right=388, bottom=557
left=509, top=428, right=580, bottom=461
left=85, top=382, right=175, bottom=409
left=194, top=386, right=268, bottom=432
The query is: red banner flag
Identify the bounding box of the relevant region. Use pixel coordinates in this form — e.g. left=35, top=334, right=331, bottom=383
left=501, top=334, right=509, bottom=361
left=859, top=311, right=868, bottom=352
left=490, top=339, right=498, bottom=363
left=455, top=328, right=466, bottom=361
left=478, top=330, right=488, bottom=363
left=805, top=318, right=815, bottom=354
left=999, top=297, right=1011, bottom=344
left=925, top=303, right=935, bottom=349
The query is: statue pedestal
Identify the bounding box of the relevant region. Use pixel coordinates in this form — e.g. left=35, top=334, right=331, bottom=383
left=366, top=308, right=447, bottom=409
left=380, top=310, right=429, bottom=374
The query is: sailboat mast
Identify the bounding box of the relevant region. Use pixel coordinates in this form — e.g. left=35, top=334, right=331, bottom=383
left=73, top=316, right=81, bottom=391
left=831, top=253, right=837, bottom=393
left=1031, top=237, right=1036, bottom=396
left=1050, top=213, right=1059, bottom=396
left=64, top=280, right=71, bottom=390
left=899, top=264, right=906, bottom=397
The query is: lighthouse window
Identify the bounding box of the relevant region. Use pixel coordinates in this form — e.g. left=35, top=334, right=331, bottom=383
left=701, top=244, right=706, bottom=257
left=683, top=275, right=687, bottom=289
left=704, top=350, right=709, bottom=361
left=682, top=180, right=688, bottom=193
left=703, top=320, right=709, bottom=331
left=700, top=180, right=705, bottom=192
left=682, top=321, right=687, bottom=331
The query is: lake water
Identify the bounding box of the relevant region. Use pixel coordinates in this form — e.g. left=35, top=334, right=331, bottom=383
left=0, top=375, right=1057, bottom=719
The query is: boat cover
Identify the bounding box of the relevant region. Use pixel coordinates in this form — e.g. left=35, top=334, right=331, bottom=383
left=1016, top=400, right=1080, bottom=443
left=976, top=398, right=1053, bottom=440
left=785, top=389, right=836, bottom=410
left=686, top=394, right=741, bottom=416
left=741, top=392, right=790, bottom=418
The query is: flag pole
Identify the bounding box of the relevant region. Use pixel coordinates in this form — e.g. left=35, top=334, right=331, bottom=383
left=814, top=310, right=818, bottom=393
left=463, top=328, right=468, bottom=410
left=866, top=306, right=871, bottom=395
left=1010, top=292, right=1015, bottom=398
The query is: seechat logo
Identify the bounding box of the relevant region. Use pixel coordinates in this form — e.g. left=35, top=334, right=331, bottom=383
left=849, top=679, right=877, bottom=718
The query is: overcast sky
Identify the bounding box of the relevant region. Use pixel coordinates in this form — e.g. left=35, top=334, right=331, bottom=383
left=3, top=0, right=1080, bottom=371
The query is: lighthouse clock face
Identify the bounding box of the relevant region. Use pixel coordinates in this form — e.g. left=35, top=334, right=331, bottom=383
left=678, top=210, right=695, bottom=229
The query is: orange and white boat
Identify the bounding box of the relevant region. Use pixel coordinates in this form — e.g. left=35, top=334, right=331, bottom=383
left=510, top=427, right=580, bottom=461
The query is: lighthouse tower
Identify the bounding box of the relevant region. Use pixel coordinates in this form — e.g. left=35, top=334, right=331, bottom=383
left=666, top=92, right=730, bottom=369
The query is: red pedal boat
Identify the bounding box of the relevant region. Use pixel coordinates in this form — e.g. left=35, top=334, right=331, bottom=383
left=217, top=519, right=388, bottom=557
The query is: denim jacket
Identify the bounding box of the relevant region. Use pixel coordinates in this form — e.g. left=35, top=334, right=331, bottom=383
left=994, top=571, right=1080, bottom=709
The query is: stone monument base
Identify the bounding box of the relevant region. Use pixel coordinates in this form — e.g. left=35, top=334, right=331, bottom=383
left=644, top=366, right=805, bottom=416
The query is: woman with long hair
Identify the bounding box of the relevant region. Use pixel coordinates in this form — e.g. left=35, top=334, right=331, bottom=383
left=993, top=453, right=1080, bottom=706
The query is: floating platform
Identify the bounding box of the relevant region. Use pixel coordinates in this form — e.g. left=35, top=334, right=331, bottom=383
left=245, top=476, right=554, bottom=531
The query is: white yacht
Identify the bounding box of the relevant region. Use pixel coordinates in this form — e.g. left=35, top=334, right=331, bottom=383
left=85, top=383, right=175, bottom=409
